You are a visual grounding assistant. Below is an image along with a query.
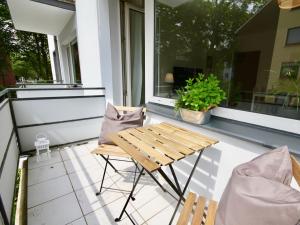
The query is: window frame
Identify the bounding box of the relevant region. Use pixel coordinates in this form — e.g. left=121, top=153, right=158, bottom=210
left=145, top=0, right=300, bottom=135
left=285, top=26, right=300, bottom=46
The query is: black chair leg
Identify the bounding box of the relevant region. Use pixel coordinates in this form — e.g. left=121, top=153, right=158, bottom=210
left=100, top=155, right=118, bottom=173
left=96, top=155, right=109, bottom=196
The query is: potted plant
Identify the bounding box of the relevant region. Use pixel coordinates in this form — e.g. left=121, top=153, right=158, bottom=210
left=175, top=74, right=226, bottom=124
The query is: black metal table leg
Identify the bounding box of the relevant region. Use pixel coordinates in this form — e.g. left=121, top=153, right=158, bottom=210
left=115, top=168, right=145, bottom=222
left=146, top=170, right=167, bottom=192
left=168, top=150, right=204, bottom=225
left=158, top=169, right=182, bottom=196
left=169, top=164, right=182, bottom=196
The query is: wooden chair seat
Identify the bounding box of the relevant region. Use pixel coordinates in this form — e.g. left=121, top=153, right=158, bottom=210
left=177, top=193, right=218, bottom=225
left=91, top=144, right=131, bottom=158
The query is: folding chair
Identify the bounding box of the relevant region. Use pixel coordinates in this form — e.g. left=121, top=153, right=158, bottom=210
left=174, top=155, right=300, bottom=225
left=91, top=106, right=146, bottom=197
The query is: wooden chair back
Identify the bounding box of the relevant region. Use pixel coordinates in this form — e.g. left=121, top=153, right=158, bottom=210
left=291, top=155, right=300, bottom=187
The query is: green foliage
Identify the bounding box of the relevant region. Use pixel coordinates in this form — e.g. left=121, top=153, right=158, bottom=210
left=156, top=0, right=268, bottom=76
left=175, top=74, right=226, bottom=111
left=0, top=1, right=51, bottom=84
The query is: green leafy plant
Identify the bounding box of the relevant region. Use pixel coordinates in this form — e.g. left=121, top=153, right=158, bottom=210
left=175, top=74, right=226, bottom=111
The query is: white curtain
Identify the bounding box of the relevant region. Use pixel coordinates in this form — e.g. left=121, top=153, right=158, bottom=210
left=130, top=10, right=144, bottom=106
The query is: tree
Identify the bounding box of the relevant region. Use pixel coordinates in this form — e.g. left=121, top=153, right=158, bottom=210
left=0, top=0, right=51, bottom=85
left=0, top=0, right=18, bottom=85
left=156, top=0, right=268, bottom=76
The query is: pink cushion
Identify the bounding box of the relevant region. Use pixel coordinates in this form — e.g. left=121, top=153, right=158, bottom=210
left=215, top=146, right=300, bottom=225
left=98, top=103, right=144, bottom=145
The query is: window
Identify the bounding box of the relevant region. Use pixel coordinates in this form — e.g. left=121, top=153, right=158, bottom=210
left=286, top=27, right=300, bottom=45
left=67, top=40, right=81, bottom=84
left=154, top=0, right=300, bottom=121
left=70, top=41, right=81, bottom=83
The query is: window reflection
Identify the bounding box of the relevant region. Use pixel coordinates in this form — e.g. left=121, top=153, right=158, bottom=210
left=154, top=0, right=300, bottom=120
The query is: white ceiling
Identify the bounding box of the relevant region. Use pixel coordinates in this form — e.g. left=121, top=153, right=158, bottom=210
left=7, top=0, right=74, bottom=35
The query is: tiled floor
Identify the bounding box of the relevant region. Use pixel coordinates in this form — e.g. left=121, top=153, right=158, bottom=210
left=27, top=140, right=180, bottom=225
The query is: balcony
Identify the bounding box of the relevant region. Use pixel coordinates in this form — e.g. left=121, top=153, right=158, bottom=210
left=0, top=86, right=299, bottom=225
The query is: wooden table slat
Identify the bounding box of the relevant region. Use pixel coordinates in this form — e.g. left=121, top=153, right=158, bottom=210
left=159, top=124, right=211, bottom=148
left=162, top=122, right=218, bottom=144
left=108, top=134, right=160, bottom=172
left=137, top=127, right=194, bottom=155
left=128, top=129, right=184, bottom=161
left=118, top=130, right=173, bottom=166
left=149, top=126, right=202, bottom=151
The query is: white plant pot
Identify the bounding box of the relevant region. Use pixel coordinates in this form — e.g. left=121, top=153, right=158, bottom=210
left=179, top=108, right=211, bottom=124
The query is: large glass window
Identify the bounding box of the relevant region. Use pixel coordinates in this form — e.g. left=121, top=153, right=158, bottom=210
left=154, top=0, right=300, bottom=120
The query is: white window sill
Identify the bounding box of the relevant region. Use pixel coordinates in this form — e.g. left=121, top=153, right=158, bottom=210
left=146, top=102, right=300, bottom=156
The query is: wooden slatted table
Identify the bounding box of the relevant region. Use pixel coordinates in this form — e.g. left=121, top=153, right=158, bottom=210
left=109, top=122, right=218, bottom=224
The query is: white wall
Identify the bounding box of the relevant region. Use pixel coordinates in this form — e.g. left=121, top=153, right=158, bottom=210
left=57, top=14, right=77, bottom=83
left=75, top=0, right=103, bottom=88
left=75, top=0, right=123, bottom=104
left=146, top=112, right=300, bottom=201
left=108, top=0, right=123, bottom=105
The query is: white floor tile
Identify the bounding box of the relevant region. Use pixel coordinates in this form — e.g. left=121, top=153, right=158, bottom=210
left=28, top=175, right=73, bottom=208
left=119, top=211, right=146, bottom=225
left=28, top=193, right=83, bottom=225
left=68, top=165, right=104, bottom=191
left=28, top=150, right=62, bottom=170
left=76, top=181, right=124, bottom=215
left=84, top=141, right=98, bottom=151
left=64, top=154, right=102, bottom=174
left=129, top=185, right=163, bottom=210
left=84, top=198, right=136, bottom=225
left=145, top=204, right=180, bottom=225
left=28, top=162, right=66, bottom=186
left=26, top=141, right=182, bottom=225
left=67, top=217, right=87, bottom=225
left=60, top=145, right=91, bottom=161
left=134, top=190, right=176, bottom=221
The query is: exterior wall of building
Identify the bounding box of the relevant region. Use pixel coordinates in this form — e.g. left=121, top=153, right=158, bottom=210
left=108, top=0, right=123, bottom=105
left=75, top=0, right=103, bottom=88
left=267, top=9, right=300, bottom=90
left=75, top=0, right=123, bottom=103
left=57, top=14, right=77, bottom=83
left=236, top=2, right=279, bottom=92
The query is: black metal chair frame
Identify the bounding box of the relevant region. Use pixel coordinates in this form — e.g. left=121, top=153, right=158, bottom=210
left=96, top=154, right=141, bottom=198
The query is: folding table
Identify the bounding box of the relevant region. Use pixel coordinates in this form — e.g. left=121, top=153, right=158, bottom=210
left=108, top=122, right=218, bottom=224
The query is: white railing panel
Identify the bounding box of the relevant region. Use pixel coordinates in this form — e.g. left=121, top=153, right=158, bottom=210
left=0, top=135, right=19, bottom=223
left=18, top=84, right=81, bottom=89
left=0, top=101, right=13, bottom=163
left=13, top=97, right=105, bottom=127
left=15, top=89, right=104, bottom=98
left=18, top=118, right=103, bottom=152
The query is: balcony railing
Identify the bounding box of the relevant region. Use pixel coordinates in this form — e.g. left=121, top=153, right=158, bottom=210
left=0, top=86, right=105, bottom=224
